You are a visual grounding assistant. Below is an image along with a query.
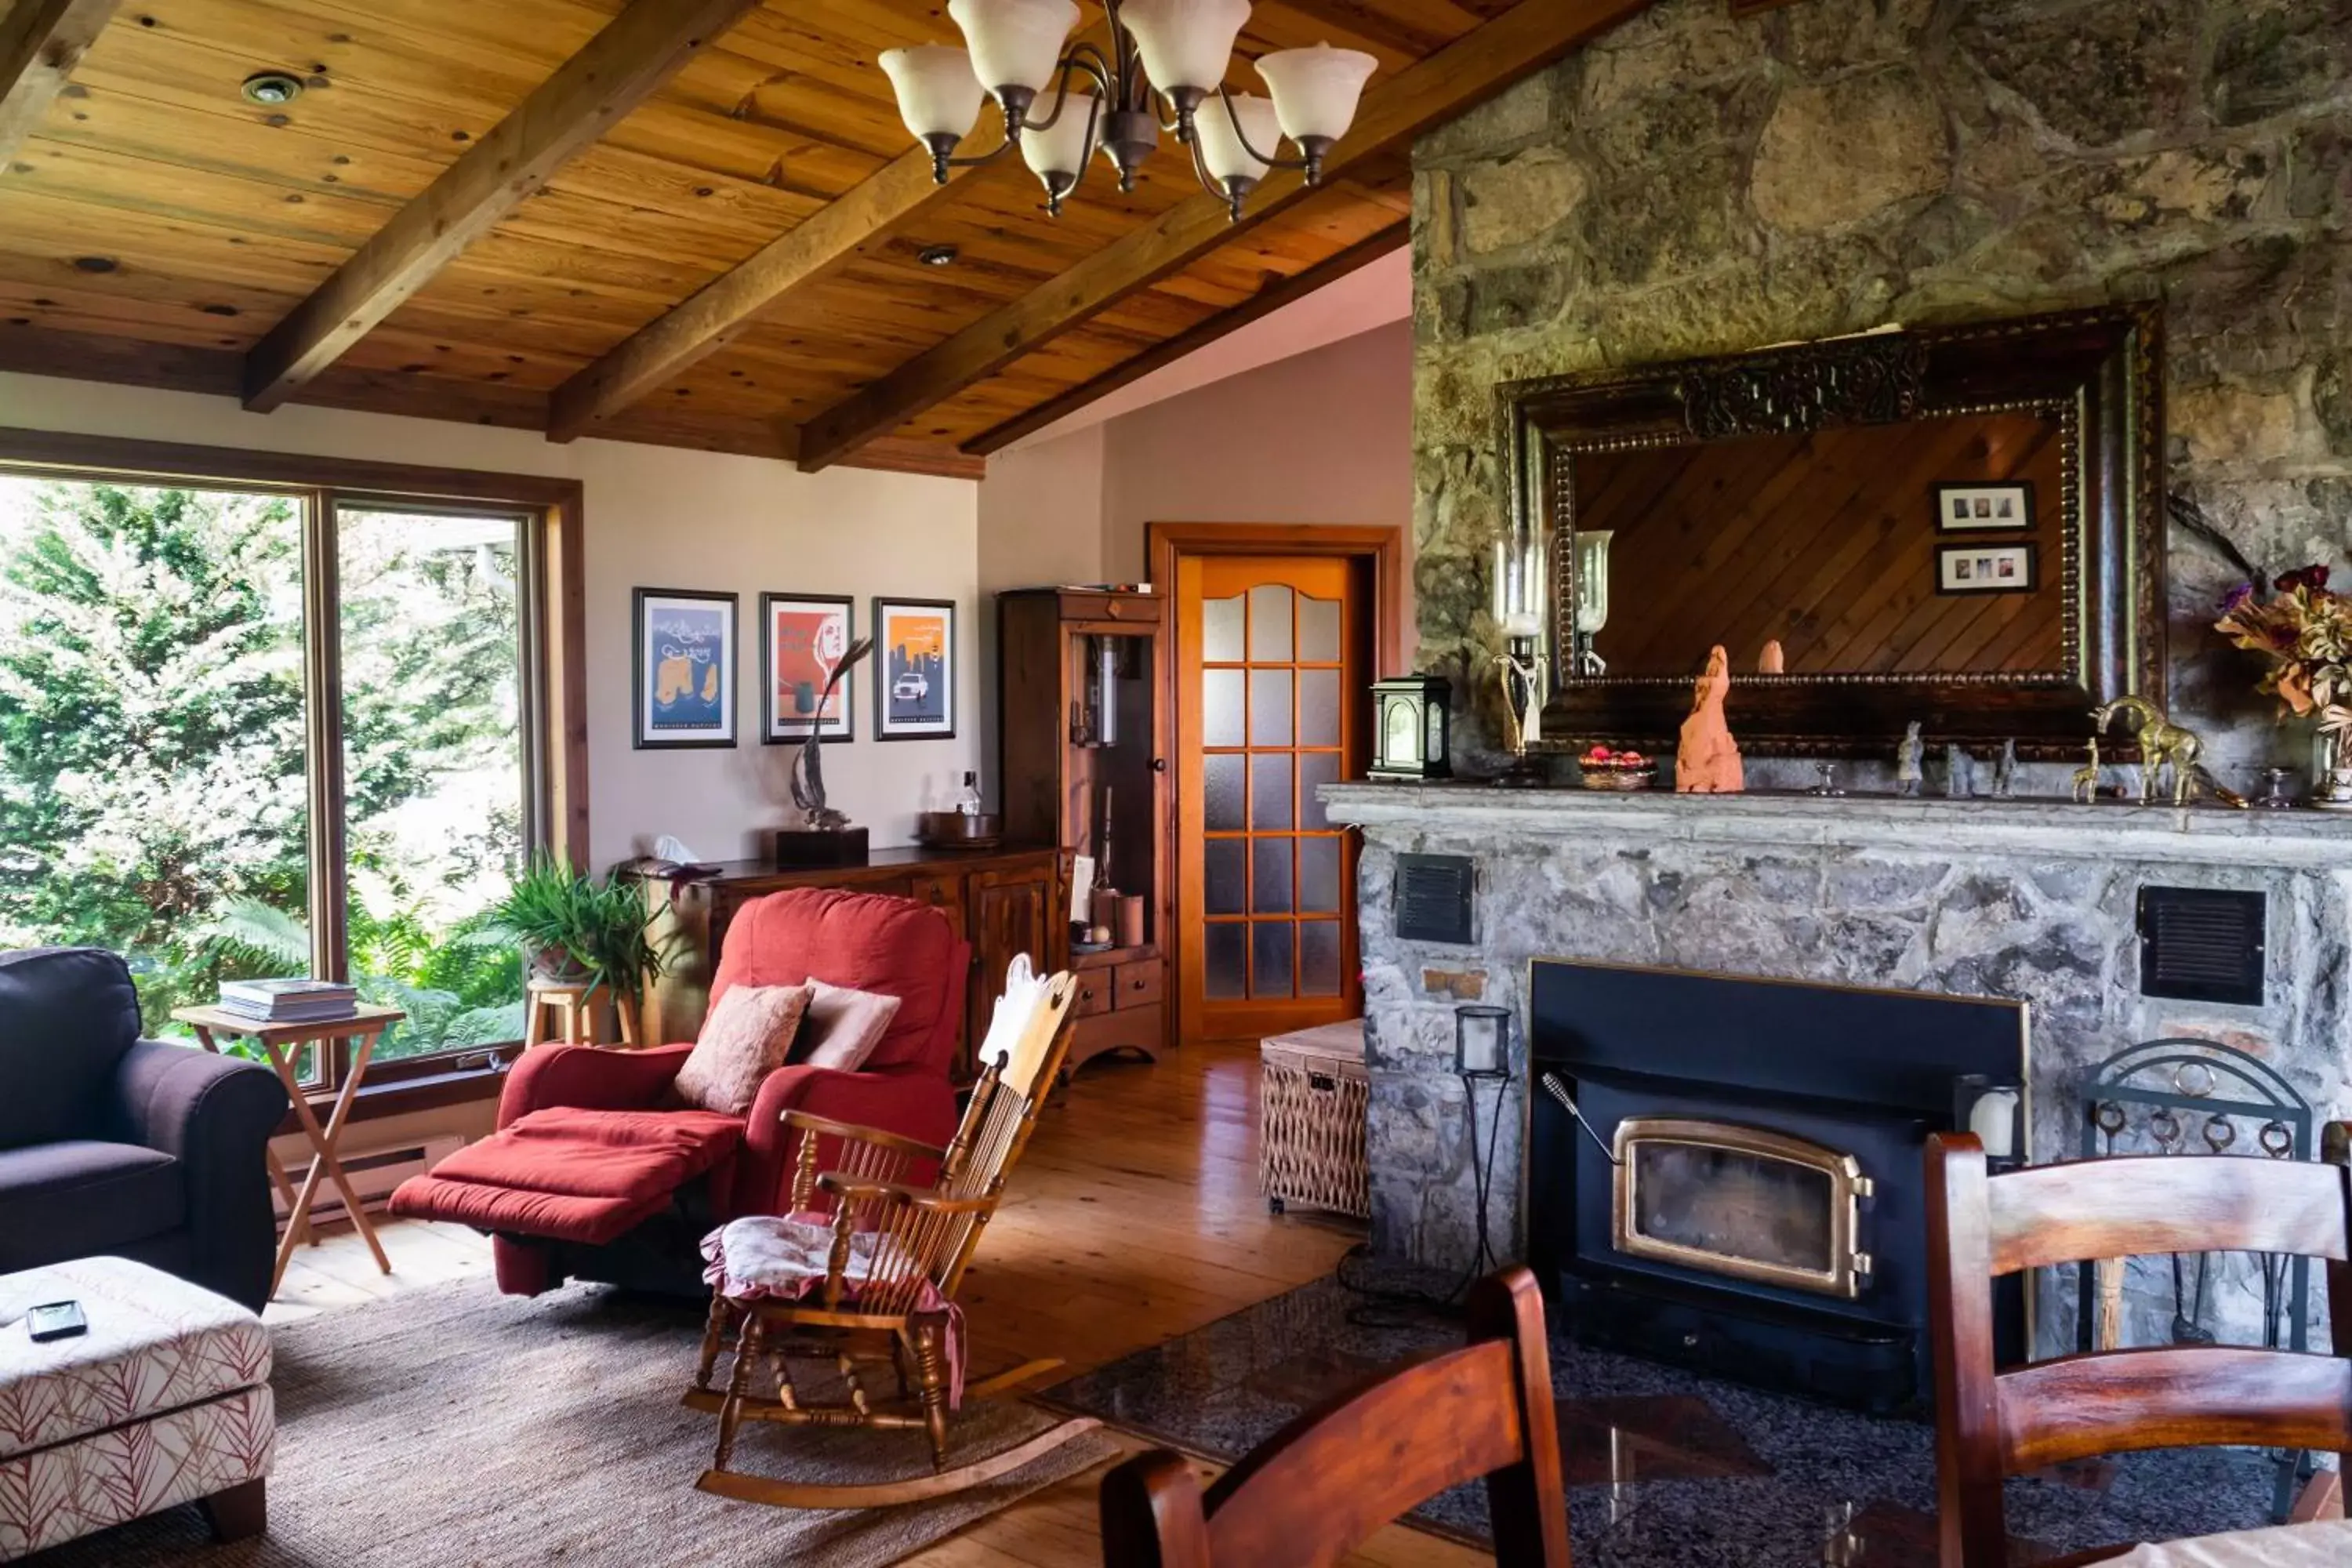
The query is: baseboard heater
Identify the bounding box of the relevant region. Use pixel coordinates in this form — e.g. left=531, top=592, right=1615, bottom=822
left=272, top=1134, right=463, bottom=1228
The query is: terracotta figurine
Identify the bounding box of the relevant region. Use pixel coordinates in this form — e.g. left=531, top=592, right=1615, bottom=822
left=1944, top=743, right=1971, bottom=800
left=1992, top=739, right=2017, bottom=799
left=1759, top=639, right=1784, bottom=674
left=1675, top=645, right=1744, bottom=793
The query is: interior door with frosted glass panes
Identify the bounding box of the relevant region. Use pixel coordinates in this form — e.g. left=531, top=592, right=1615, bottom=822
left=1176, top=554, right=1367, bottom=1043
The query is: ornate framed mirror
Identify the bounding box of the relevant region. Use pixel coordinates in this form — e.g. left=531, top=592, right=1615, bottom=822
left=1501, top=305, right=2165, bottom=757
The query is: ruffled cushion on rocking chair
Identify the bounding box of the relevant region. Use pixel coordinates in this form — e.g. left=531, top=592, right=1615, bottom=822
left=700, top=1214, right=966, bottom=1406
left=700, top=1214, right=892, bottom=1304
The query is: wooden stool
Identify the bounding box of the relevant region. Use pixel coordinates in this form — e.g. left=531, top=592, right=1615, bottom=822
left=524, top=978, right=638, bottom=1048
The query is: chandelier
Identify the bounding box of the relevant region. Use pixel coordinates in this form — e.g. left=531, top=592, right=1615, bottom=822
left=878, top=0, right=1377, bottom=220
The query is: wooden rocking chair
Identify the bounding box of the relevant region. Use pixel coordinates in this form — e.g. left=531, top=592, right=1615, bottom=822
left=686, top=966, right=1092, bottom=1508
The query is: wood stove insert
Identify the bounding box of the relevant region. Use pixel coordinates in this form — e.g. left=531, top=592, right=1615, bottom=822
left=1528, top=960, right=2028, bottom=1414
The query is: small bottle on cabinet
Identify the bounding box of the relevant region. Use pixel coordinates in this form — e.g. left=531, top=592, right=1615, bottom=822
left=953, top=771, right=982, bottom=816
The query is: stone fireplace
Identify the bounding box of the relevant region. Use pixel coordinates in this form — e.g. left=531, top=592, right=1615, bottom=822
left=1323, top=783, right=2352, bottom=1358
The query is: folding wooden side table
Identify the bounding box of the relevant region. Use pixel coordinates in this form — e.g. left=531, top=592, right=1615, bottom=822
left=172, top=1003, right=405, bottom=1298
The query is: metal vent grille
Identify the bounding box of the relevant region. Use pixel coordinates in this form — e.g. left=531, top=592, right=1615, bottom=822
left=2136, top=887, right=2265, bottom=1006
left=1396, top=853, right=1475, bottom=946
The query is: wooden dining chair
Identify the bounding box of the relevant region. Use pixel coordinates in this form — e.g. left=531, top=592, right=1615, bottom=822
left=1097, top=1265, right=1570, bottom=1568
left=1926, top=1126, right=2352, bottom=1568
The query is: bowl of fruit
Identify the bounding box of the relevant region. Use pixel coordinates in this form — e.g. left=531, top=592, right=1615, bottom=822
left=1578, top=745, right=1657, bottom=791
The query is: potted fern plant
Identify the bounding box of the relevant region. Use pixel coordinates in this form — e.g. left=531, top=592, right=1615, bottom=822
left=484, top=856, right=668, bottom=1007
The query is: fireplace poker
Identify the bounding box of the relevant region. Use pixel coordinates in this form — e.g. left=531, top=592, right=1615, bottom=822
left=1539, top=1073, right=1622, bottom=1166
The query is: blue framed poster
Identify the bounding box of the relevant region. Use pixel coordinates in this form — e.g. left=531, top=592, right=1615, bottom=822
left=633, top=587, right=738, bottom=749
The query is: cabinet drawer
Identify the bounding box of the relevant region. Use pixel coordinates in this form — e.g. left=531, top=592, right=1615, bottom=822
left=1071, top=1004, right=1162, bottom=1068
left=1073, top=971, right=1114, bottom=1017
left=1112, top=960, right=1164, bottom=1010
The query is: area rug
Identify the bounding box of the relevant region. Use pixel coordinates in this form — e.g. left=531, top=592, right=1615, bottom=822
left=1042, top=1265, right=2290, bottom=1567
left=29, top=1280, right=1117, bottom=1567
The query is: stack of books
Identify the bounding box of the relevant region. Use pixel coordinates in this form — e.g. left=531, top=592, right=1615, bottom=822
left=216, top=978, right=361, bottom=1025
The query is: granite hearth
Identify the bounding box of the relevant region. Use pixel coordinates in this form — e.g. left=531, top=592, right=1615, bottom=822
left=1323, top=784, right=2352, bottom=1352
left=1044, top=1269, right=2285, bottom=1566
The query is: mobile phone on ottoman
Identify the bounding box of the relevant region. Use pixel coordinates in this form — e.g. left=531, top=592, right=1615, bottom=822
left=26, top=1301, right=88, bottom=1341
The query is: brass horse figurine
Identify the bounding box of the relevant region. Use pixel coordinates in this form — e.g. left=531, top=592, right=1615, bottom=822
left=2090, top=696, right=2241, bottom=808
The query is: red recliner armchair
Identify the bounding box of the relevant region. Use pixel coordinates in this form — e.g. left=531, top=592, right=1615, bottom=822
left=390, top=887, right=967, bottom=1298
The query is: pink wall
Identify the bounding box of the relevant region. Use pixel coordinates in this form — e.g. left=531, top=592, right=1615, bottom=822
left=979, top=320, right=1416, bottom=654
left=1098, top=321, right=1414, bottom=640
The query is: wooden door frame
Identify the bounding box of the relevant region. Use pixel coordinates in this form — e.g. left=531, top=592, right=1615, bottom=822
left=1149, top=522, right=1406, bottom=1046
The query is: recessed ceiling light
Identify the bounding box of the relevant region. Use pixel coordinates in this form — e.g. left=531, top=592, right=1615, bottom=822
left=241, top=71, right=304, bottom=107
left=916, top=244, right=958, bottom=268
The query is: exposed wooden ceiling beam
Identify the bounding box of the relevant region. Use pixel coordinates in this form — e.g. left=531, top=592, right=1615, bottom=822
left=962, top=219, right=1406, bottom=457
left=0, top=0, right=119, bottom=165
left=543, top=147, right=976, bottom=445
left=789, top=0, right=1653, bottom=472
left=0, top=321, right=986, bottom=478
left=540, top=13, right=1131, bottom=446
left=240, top=0, right=760, bottom=414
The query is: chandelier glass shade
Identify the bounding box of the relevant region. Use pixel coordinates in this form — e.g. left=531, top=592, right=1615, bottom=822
left=878, top=45, right=988, bottom=142
left=1119, top=0, right=1251, bottom=97
left=1194, top=91, right=1278, bottom=192
left=878, top=0, right=1377, bottom=221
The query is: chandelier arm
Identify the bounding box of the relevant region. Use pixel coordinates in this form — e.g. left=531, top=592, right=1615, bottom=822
left=1182, top=125, right=1223, bottom=201
left=1019, top=60, right=1084, bottom=133
left=1214, top=85, right=1312, bottom=174
left=1060, top=42, right=1118, bottom=97
left=942, top=132, right=1019, bottom=171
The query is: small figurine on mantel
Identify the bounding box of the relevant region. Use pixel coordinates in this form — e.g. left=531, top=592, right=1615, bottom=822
left=1675, top=645, right=1744, bottom=793
left=1759, top=639, right=1785, bottom=674
left=1896, top=722, right=1925, bottom=797
left=2072, top=737, right=2103, bottom=804
left=1991, top=739, right=2018, bottom=800
left=1944, top=744, right=1972, bottom=800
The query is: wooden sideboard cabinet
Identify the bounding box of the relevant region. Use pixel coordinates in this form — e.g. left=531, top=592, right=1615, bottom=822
left=633, top=845, right=1062, bottom=1082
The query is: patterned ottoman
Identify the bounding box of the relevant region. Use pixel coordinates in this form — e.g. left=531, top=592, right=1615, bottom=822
left=0, top=1256, right=273, bottom=1560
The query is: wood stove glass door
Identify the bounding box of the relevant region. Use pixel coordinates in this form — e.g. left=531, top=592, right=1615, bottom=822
left=1610, top=1117, right=1875, bottom=1298
left=1174, top=554, right=1367, bottom=1044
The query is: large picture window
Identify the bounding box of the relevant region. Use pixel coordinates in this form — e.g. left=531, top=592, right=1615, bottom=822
left=0, top=434, right=585, bottom=1102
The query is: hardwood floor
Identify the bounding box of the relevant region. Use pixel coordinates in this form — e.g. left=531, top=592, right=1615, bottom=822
left=271, top=1040, right=1487, bottom=1567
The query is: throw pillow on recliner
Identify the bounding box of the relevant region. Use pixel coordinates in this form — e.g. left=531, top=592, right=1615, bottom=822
left=793, top=981, right=902, bottom=1073
left=675, top=983, right=812, bottom=1116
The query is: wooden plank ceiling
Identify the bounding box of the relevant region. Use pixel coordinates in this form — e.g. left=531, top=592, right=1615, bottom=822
left=0, top=0, right=1635, bottom=478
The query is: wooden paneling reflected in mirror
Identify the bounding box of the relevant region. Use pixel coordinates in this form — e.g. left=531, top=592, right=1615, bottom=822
left=1502, top=307, right=2167, bottom=757
left=1580, top=411, right=2067, bottom=678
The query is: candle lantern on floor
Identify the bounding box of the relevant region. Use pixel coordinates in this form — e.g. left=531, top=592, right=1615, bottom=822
left=1455, top=1002, right=1511, bottom=1080
left=1453, top=1002, right=1513, bottom=1284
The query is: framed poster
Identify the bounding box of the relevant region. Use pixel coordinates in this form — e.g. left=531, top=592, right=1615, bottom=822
left=1933, top=481, right=2036, bottom=532
left=632, top=587, right=738, bottom=749
left=873, top=596, right=956, bottom=740
left=1935, top=543, right=2038, bottom=594
left=759, top=593, right=855, bottom=744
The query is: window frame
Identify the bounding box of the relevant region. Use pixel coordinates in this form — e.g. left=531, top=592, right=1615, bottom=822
left=0, top=428, right=589, bottom=1118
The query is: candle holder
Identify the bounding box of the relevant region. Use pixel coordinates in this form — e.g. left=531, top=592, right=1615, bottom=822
left=1454, top=1003, right=1512, bottom=1283
left=1490, top=534, right=1551, bottom=789
left=1454, top=1003, right=1511, bottom=1080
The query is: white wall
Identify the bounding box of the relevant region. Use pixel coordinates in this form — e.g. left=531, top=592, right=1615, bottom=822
left=0, top=373, right=982, bottom=868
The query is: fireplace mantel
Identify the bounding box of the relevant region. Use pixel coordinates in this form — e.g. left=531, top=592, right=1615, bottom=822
left=1323, top=783, right=2352, bottom=870
left=1323, top=779, right=2352, bottom=1354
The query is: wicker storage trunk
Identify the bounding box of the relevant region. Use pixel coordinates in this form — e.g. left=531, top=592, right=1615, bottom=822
left=1259, top=1020, right=1370, bottom=1218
